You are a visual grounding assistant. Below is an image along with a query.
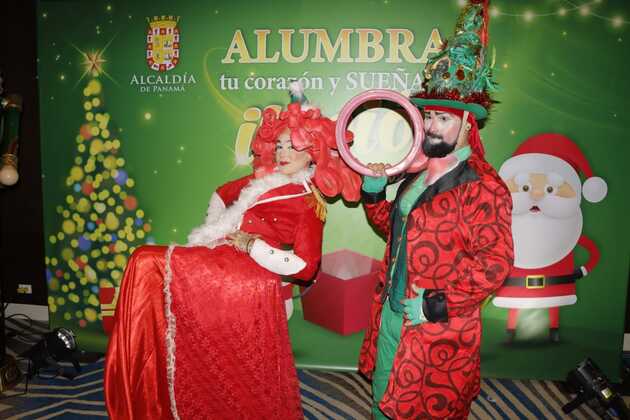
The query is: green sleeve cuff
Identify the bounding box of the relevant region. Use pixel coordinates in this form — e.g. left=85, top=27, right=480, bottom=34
left=362, top=176, right=388, bottom=193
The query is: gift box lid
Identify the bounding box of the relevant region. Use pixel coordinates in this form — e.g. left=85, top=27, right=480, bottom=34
left=319, top=249, right=380, bottom=280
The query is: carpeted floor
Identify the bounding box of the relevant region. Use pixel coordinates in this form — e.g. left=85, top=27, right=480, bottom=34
left=1, top=317, right=627, bottom=419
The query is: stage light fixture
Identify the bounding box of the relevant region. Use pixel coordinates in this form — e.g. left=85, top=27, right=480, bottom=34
left=22, top=328, right=82, bottom=379
left=563, top=358, right=629, bottom=419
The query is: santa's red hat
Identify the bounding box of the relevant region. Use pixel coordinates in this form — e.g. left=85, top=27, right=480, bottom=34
left=499, top=133, right=607, bottom=203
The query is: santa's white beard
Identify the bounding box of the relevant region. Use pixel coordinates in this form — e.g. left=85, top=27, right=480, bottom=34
left=511, top=192, right=583, bottom=268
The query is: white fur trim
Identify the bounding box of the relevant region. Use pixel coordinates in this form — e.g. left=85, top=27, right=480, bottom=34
left=163, top=245, right=180, bottom=420
left=492, top=295, right=577, bottom=308
left=249, top=239, right=306, bottom=276
left=204, top=192, right=225, bottom=224
left=186, top=169, right=312, bottom=248
left=582, top=176, right=607, bottom=203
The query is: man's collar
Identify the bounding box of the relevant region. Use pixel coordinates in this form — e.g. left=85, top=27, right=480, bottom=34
left=424, top=145, right=471, bottom=186
left=453, top=145, right=472, bottom=162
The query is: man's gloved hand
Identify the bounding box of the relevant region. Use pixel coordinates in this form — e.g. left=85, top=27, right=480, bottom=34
left=362, top=163, right=390, bottom=193
left=401, top=284, right=427, bottom=327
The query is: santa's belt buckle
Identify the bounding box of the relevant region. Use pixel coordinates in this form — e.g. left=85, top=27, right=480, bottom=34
left=526, top=275, right=545, bottom=289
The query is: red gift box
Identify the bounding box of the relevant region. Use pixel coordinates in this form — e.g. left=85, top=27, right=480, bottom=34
left=301, top=249, right=381, bottom=335
left=99, top=286, right=120, bottom=335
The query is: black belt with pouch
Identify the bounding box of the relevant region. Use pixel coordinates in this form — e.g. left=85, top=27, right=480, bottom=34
left=422, top=289, right=448, bottom=323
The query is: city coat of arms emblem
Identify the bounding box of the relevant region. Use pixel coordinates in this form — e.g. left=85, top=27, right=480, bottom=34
left=146, top=16, right=180, bottom=72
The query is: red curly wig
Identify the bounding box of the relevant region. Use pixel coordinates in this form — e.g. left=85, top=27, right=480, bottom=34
left=251, top=102, right=361, bottom=202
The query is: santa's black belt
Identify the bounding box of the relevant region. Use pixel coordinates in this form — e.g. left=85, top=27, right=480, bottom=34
left=503, top=271, right=582, bottom=289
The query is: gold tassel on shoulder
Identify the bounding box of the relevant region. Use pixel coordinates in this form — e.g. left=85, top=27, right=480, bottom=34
left=306, top=185, right=327, bottom=222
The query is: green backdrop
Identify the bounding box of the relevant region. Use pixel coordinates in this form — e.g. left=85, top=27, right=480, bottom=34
left=37, top=0, right=629, bottom=380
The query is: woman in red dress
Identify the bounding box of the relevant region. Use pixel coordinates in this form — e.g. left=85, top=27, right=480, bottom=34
left=104, top=98, right=360, bottom=419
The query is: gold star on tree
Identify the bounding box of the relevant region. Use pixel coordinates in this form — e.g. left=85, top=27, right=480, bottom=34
left=82, top=50, right=107, bottom=76
left=71, top=37, right=119, bottom=87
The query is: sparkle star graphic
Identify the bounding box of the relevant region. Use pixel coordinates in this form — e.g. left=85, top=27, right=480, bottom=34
left=82, top=50, right=107, bottom=77
left=71, top=36, right=119, bottom=87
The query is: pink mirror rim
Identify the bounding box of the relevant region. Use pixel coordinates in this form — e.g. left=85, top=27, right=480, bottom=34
left=335, top=89, right=425, bottom=177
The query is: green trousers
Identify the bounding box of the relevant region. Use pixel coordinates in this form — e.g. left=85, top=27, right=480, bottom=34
left=372, top=301, right=403, bottom=420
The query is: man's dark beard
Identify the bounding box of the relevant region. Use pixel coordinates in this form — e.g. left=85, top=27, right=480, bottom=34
left=422, top=134, right=457, bottom=158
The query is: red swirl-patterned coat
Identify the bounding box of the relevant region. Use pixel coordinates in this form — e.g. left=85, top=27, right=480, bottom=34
left=359, top=154, right=514, bottom=419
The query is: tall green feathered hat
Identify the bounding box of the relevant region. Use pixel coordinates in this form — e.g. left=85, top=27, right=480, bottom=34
left=411, top=0, right=496, bottom=121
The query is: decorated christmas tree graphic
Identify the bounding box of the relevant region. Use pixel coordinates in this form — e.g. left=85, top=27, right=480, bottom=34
left=45, top=77, right=153, bottom=335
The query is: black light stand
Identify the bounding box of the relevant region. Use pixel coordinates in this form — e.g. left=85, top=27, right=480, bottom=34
left=0, top=85, right=23, bottom=393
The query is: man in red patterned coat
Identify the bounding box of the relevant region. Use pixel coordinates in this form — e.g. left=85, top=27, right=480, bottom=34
left=358, top=1, right=514, bottom=418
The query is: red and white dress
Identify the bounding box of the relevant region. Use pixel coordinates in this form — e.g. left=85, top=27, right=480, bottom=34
left=104, top=170, right=323, bottom=419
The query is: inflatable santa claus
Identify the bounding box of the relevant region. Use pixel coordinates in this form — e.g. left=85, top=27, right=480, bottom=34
left=493, top=133, right=607, bottom=343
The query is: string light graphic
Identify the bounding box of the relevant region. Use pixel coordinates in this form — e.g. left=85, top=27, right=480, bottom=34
left=465, top=0, right=629, bottom=27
